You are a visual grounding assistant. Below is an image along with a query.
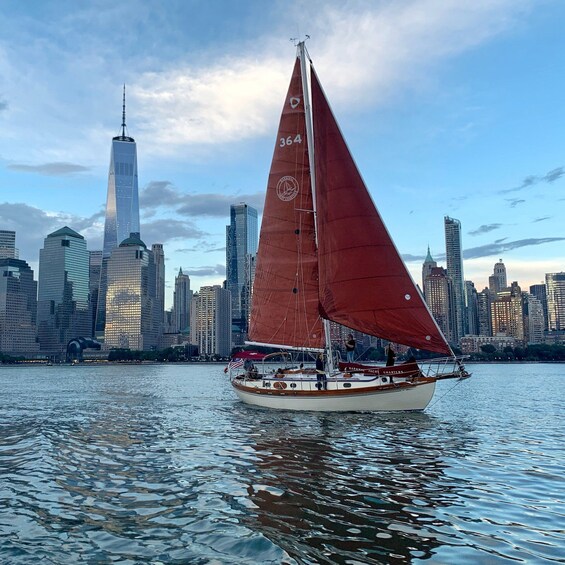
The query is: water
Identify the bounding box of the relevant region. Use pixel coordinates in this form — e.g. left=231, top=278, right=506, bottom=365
left=0, top=363, right=563, bottom=564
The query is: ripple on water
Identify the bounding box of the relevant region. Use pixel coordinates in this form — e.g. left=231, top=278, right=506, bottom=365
left=0, top=363, right=564, bottom=563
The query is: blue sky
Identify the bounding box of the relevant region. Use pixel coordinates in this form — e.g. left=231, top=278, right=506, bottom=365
left=1, top=0, right=564, bottom=307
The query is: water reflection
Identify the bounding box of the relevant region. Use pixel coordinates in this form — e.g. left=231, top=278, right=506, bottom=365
left=240, top=411, right=477, bottom=564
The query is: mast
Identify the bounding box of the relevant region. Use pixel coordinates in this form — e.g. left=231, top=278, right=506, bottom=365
left=298, top=41, right=335, bottom=372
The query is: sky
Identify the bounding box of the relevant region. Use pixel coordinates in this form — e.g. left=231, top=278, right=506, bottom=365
left=1, top=0, right=564, bottom=308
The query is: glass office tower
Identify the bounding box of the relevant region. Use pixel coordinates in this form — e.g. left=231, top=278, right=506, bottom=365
left=0, top=257, right=39, bottom=354
left=95, top=86, right=140, bottom=339
left=444, top=216, right=466, bottom=343
left=226, top=204, right=258, bottom=346
left=0, top=230, right=18, bottom=259
left=105, top=235, right=157, bottom=351
left=37, top=227, right=90, bottom=354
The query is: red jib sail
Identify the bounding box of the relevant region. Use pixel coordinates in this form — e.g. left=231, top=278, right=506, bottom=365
left=248, top=57, right=324, bottom=349
left=311, top=66, right=452, bottom=355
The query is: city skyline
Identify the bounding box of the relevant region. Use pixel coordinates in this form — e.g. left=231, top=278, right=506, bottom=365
left=0, top=1, right=564, bottom=308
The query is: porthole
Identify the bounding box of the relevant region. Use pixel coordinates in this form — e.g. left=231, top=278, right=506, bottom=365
left=343, top=383, right=351, bottom=388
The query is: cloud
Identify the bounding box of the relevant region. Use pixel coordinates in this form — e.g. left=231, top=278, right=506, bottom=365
left=127, top=0, right=531, bottom=157
left=0, top=202, right=102, bottom=263
left=532, top=216, right=551, bottom=223
left=186, top=264, right=226, bottom=278
left=176, top=242, right=226, bottom=254
left=0, top=98, right=7, bottom=112
left=140, top=181, right=264, bottom=217
left=544, top=167, right=564, bottom=183
left=7, top=162, right=90, bottom=176
left=463, top=237, right=565, bottom=260
left=140, top=218, right=205, bottom=245
left=500, top=165, right=564, bottom=193
left=507, top=198, right=525, bottom=208
left=468, top=223, right=502, bottom=236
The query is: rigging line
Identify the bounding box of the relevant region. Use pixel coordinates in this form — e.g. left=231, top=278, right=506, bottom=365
left=427, top=378, right=465, bottom=410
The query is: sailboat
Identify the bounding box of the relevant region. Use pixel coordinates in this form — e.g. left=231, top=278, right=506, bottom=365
left=229, top=42, right=469, bottom=412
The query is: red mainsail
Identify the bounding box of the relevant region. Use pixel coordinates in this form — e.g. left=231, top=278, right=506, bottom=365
left=311, top=67, right=452, bottom=355
left=248, top=57, right=324, bottom=349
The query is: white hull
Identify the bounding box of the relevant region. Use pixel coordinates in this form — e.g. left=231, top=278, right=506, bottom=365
left=231, top=378, right=436, bottom=412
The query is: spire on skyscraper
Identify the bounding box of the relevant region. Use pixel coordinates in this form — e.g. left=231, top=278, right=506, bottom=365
left=114, top=84, right=134, bottom=142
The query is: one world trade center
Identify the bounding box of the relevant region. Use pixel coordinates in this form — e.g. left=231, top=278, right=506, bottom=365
left=95, top=86, right=140, bottom=339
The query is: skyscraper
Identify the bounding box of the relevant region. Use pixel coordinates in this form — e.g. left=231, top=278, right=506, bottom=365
left=491, top=282, right=524, bottom=341
left=173, top=267, right=192, bottom=335
left=0, top=230, right=18, bottom=259
left=477, top=288, right=493, bottom=337
left=226, top=203, right=258, bottom=346
left=89, top=250, right=102, bottom=337
left=37, top=227, right=90, bottom=354
left=444, top=216, right=466, bottom=342
left=105, top=234, right=157, bottom=351
left=421, top=246, right=437, bottom=297
left=95, top=86, right=140, bottom=339
left=489, top=259, right=507, bottom=293
left=524, top=294, right=544, bottom=344
left=0, top=257, right=39, bottom=354
left=152, top=243, right=165, bottom=340
left=545, top=272, right=565, bottom=333
left=465, top=280, right=479, bottom=336
left=530, top=283, right=548, bottom=332
left=191, top=285, right=232, bottom=358
left=423, top=266, right=456, bottom=344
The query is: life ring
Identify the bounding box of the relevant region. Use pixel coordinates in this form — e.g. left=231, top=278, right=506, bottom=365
left=273, top=381, right=287, bottom=390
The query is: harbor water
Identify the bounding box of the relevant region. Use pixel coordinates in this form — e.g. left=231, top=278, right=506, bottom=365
left=0, top=363, right=563, bottom=564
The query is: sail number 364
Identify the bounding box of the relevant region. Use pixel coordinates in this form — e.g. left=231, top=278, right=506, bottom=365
left=279, top=134, right=303, bottom=147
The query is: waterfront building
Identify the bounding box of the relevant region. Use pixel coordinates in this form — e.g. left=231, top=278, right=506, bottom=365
left=95, top=86, right=140, bottom=340
left=488, top=259, right=507, bottom=294
left=423, top=266, right=457, bottom=345
left=477, top=288, right=493, bottom=337
left=491, top=282, right=524, bottom=342
left=152, top=243, right=165, bottom=340
left=104, top=234, right=157, bottom=351
left=545, top=272, right=565, bottom=333
left=89, top=250, right=102, bottom=337
left=191, top=285, right=232, bottom=358
left=465, top=280, right=479, bottom=336
left=173, top=267, right=192, bottom=335
left=460, top=334, right=517, bottom=354
left=524, top=294, right=545, bottom=345
left=444, top=216, right=466, bottom=342
left=529, top=283, right=548, bottom=332
left=0, top=230, right=18, bottom=259
left=0, top=257, right=39, bottom=354
left=226, top=203, right=258, bottom=347
left=37, top=227, right=90, bottom=354
left=421, top=246, right=437, bottom=298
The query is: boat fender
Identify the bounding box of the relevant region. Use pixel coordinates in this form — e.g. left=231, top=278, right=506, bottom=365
left=273, top=381, right=287, bottom=390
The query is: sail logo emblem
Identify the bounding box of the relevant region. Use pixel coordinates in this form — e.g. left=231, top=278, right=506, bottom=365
left=276, top=176, right=299, bottom=201
left=290, top=97, right=300, bottom=109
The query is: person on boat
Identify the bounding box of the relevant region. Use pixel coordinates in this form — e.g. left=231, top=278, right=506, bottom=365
left=345, top=334, right=356, bottom=362
left=386, top=345, right=396, bottom=367
left=315, top=353, right=327, bottom=390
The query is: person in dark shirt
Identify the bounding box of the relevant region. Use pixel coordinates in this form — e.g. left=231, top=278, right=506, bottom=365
left=345, top=334, right=356, bottom=362
left=386, top=345, right=396, bottom=367
left=316, top=353, right=327, bottom=390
